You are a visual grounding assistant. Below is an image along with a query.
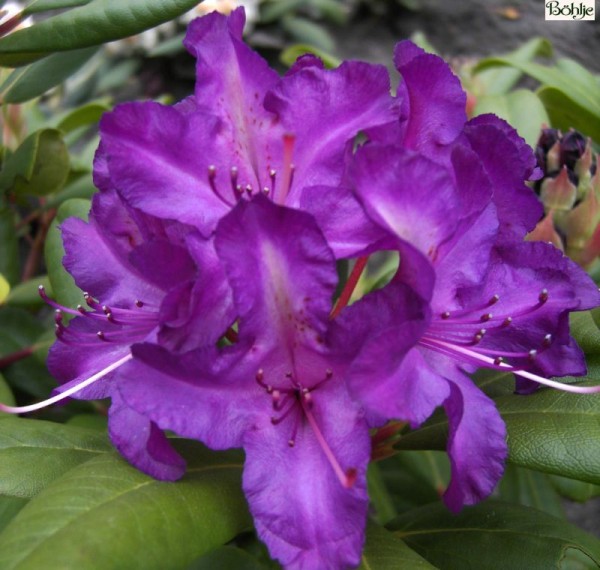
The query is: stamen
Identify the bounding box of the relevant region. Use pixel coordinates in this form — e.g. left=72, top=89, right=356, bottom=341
left=301, top=395, right=357, bottom=488
left=423, top=338, right=600, bottom=394
left=277, top=133, right=296, bottom=205
left=38, top=286, right=79, bottom=316
left=207, top=165, right=234, bottom=206
left=0, top=353, right=133, bottom=414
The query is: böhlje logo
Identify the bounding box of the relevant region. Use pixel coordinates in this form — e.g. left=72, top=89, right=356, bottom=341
left=545, top=0, right=595, bottom=20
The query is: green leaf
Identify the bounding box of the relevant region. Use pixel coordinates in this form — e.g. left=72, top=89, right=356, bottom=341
left=0, top=497, right=28, bottom=535
left=0, top=47, right=97, bottom=103
left=4, top=275, right=51, bottom=308
left=56, top=100, right=110, bottom=133
left=389, top=501, right=600, bottom=569
left=280, top=44, right=341, bottom=69
left=0, top=129, right=70, bottom=196
left=473, top=89, right=550, bottom=146
left=0, top=443, right=251, bottom=570
left=0, top=205, right=19, bottom=285
left=0, top=0, right=203, bottom=67
left=0, top=417, right=111, bottom=498
left=281, top=16, right=335, bottom=52
left=473, top=57, right=600, bottom=140
left=187, top=546, right=268, bottom=570
left=550, top=474, right=600, bottom=502
left=498, top=465, right=564, bottom=517
left=396, top=386, right=600, bottom=485
left=474, top=37, right=553, bottom=96
left=0, top=372, right=15, bottom=418
left=358, top=522, right=437, bottom=569
left=537, top=86, right=600, bottom=142
left=44, top=197, right=89, bottom=310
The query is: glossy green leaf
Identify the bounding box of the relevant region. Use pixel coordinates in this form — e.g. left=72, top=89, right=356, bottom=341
left=498, top=465, right=564, bottom=517
left=473, top=89, right=550, bottom=146
left=390, top=501, right=600, bottom=569
left=0, top=0, right=203, bottom=67
left=0, top=418, right=111, bottom=497
left=0, top=129, right=70, bottom=196
left=474, top=37, right=553, bottom=96
left=23, top=0, right=90, bottom=14
left=358, top=522, right=437, bottom=569
left=537, top=86, right=600, bottom=142
left=0, top=47, right=97, bottom=103
left=0, top=205, right=19, bottom=285
left=44, top=198, right=89, bottom=310
left=396, top=386, right=600, bottom=485
left=4, top=275, right=51, bottom=308
left=0, top=497, right=28, bottom=535
left=187, top=546, right=268, bottom=570
left=473, top=56, right=600, bottom=140
left=56, top=100, right=110, bottom=133
left=0, top=443, right=251, bottom=570
left=550, top=474, right=600, bottom=502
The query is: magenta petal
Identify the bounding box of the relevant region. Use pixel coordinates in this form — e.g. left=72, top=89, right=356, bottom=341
left=393, top=41, right=466, bottom=161
left=109, top=390, right=186, bottom=481
left=242, top=384, right=370, bottom=570
left=442, top=371, right=507, bottom=512
left=215, top=196, right=336, bottom=342
left=265, top=59, right=398, bottom=196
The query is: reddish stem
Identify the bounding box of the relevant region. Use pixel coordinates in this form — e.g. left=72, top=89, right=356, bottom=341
left=224, top=328, right=238, bottom=343
left=0, top=346, right=34, bottom=369
left=329, top=256, right=368, bottom=319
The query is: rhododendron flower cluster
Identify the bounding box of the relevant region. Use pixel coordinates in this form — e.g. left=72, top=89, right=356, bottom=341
left=2, top=8, right=599, bottom=570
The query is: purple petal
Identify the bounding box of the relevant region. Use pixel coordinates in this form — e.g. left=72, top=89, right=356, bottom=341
left=265, top=59, right=398, bottom=197
left=462, top=116, right=543, bottom=240
left=242, top=382, right=369, bottom=569
left=299, top=184, right=386, bottom=258
left=352, top=144, right=460, bottom=260
left=109, top=390, right=186, bottom=481
left=393, top=41, right=466, bottom=161
left=184, top=9, right=279, bottom=121
left=441, top=370, right=507, bottom=512
left=98, top=102, right=229, bottom=233
left=215, top=196, right=336, bottom=344
left=118, top=343, right=259, bottom=450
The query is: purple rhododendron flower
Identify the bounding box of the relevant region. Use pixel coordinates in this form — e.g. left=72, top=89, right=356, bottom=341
left=96, top=8, right=395, bottom=257
left=2, top=10, right=600, bottom=570
left=115, top=197, right=428, bottom=569
left=347, top=43, right=600, bottom=512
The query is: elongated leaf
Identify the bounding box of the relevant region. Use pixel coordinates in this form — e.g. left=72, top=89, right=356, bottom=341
left=0, top=444, right=251, bottom=570
left=56, top=100, right=110, bottom=133
left=390, top=501, right=600, bottom=569
left=4, top=275, right=51, bottom=308
left=0, top=0, right=202, bottom=67
left=0, top=497, right=27, bottom=534
left=474, top=37, right=552, bottom=96
left=537, top=86, right=600, bottom=142
left=0, top=373, right=15, bottom=417
left=0, top=129, right=70, bottom=196
left=473, top=89, right=550, bottom=146
left=498, top=465, right=564, bottom=517
left=396, top=386, right=600, bottom=485
left=0, top=274, right=9, bottom=303
left=187, top=546, right=269, bottom=570
left=44, top=198, right=90, bottom=309
left=550, top=474, right=600, bottom=502
left=0, top=417, right=111, bottom=497
left=0, top=205, right=19, bottom=285
left=358, top=522, right=437, bottom=570
left=0, top=47, right=97, bottom=103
